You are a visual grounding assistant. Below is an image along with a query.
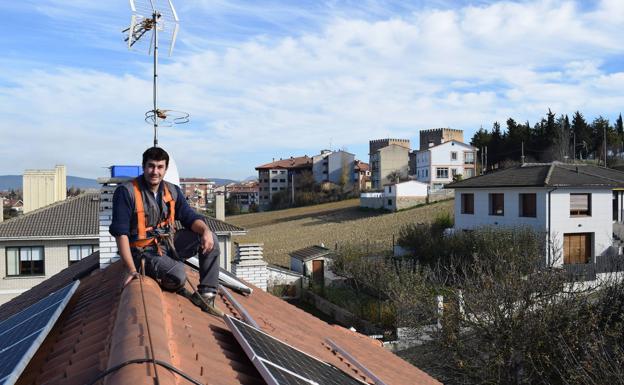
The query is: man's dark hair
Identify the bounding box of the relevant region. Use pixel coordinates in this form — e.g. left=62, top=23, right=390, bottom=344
left=142, top=147, right=170, bottom=168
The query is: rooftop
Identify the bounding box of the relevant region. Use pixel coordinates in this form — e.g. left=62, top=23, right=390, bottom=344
left=0, top=193, right=99, bottom=239
left=289, top=245, right=334, bottom=262
left=255, top=156, right=313, bottom=171
left=0, top=256, right=440, bottom=385
left=446, top=162, right=624, bottom=189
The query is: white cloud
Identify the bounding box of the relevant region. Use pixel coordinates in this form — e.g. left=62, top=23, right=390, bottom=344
left=1, top=0, right=624, bottom=179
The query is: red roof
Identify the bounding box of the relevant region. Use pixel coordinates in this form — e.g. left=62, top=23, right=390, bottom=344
left=3, top=257, right=440, bottom=385
left=354, top=161, right=369, bottom=172
left=255, top=156, right=313, bottom=170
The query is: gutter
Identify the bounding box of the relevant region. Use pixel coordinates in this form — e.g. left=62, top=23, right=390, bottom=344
left=0, top=235, right=98, bottom=241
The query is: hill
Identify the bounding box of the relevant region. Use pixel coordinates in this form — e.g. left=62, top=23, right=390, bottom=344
left=227, top=198, right=454, bottom=267
left=0, top=175, right=99, bottom=191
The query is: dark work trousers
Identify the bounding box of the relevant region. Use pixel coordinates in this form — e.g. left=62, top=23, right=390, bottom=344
left=132, top=230, right=220, bottom=294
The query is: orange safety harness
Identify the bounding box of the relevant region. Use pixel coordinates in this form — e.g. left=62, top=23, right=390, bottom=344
left=130, top=179, right=176, bottom=254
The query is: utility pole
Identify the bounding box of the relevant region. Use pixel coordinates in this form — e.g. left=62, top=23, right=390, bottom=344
left=485, top=146, right=488, bottom=173
left=604, top=125, right=608, bottom=168
left=521, top=141, right=525, bottom=165
left=573, top=132, right=576, bottom=161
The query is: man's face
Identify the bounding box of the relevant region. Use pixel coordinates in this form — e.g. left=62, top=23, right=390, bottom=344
left=143, top=159, right=168, bottom=188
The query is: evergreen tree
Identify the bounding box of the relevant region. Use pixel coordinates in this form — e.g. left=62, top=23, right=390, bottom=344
left=591, top=116, right=611, bottom=164
left=571, top=111, right=590, bottom=159
left=490, top=122, right=503, bottom=168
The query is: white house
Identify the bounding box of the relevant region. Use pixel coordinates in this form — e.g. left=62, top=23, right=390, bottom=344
left=384, top=180, right=428, bottom=211
left=360, top=180, right=428, bottom=211
left=414, top=140, right=477, bottom=191
left=446, top=163, right=624, bottom=270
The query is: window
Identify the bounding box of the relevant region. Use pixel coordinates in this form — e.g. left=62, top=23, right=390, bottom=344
left=388, top=186, right=392, bottom=193
left=280, top=170, right=286, bottom=174
left=465, top=168, right=475, bottom=178
left=519, top=193, right=537, bottom=217
left=279, top=179, right=286, bottom=183
left=464, top=152, right=475, bottom=164
left=272, top=187, right=277, bottom=191
left=279, top=187, right=285, bottom=191
left=436, top=167, right=449, bottom=179
left=451, top=168, right=458, bottom=176
left=461, top=193, right=474, bottom=214
left=388, top=199, right=393, bottom=206
left=271, top=179, right=278, bottom=183
left=451, top=152, right=457, bottom=161
left=570, top=193, right=591, bottom=216
left=489, top=193, right=504, bottom=216
left=271, top=170, right=278, bottom=174
left=69, top=244, right=98, bottom=265
left=6, top=246, right=44, bottom=276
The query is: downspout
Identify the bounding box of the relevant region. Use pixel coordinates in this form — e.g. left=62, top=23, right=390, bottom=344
left=547, top=187, right=557, bottom=266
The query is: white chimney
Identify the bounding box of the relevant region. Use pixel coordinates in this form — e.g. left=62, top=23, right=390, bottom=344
left=232, top=243, right=268, bottom=290
left=97, top=177, right=125, bottom=269
left=215, top=193, right=225, bottom=221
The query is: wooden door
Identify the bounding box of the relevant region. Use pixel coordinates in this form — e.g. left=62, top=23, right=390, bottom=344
left=312, top=260, right=324, bottom=285
left=563, top=233, right=591, bottom=264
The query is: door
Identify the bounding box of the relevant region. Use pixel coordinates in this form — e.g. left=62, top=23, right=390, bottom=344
left=563, top=233, right=591, bottom=264
left=312, top=259, right=324, bottom=285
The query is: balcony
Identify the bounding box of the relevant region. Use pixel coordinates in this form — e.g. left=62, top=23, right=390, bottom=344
left=562, top=254, right=624, bottom=282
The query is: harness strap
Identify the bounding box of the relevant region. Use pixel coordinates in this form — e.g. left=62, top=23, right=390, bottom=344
left=130, top=179, right=176, bottom=250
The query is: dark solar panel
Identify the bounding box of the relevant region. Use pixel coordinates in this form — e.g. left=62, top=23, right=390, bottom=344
left=0, top=282, right=79, bottom=385
left=226, top=316, right=365, bottom=385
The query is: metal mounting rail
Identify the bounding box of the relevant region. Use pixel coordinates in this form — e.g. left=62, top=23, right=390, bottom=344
left=219, top=285, right=259, bottom=328
left=325, top=338, right=388, bottom=385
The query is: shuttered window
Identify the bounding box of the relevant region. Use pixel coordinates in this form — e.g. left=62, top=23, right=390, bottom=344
left=489, top=193, right=504, bottom=216
left=570, top=193, right=591, bottom=216
left=519, top=193, right=537, bottom=217
left=461, top=193, right=474, bottom=214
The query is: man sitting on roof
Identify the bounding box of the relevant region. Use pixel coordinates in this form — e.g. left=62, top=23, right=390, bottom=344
left=109, top=146, right=223, bottom=316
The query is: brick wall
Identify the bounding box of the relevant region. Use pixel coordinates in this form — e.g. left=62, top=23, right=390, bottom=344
left=232, top=243, right=268, bottom=291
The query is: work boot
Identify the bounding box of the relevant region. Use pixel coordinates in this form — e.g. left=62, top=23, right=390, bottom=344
left=191, top=292, right=224, bottom=317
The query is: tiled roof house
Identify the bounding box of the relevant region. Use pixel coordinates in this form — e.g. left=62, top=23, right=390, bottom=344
left=0, top=253, right=441, bottom=385
left=0, top=193, right=100, bottom=304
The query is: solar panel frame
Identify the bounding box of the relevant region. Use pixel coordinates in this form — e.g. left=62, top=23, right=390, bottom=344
left=0, top=281, right=79, bottom=385
left=225, top=316, right=367, bottom=385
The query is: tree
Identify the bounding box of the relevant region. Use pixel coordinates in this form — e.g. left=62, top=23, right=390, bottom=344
left=572, top=111, right=591, bottom=159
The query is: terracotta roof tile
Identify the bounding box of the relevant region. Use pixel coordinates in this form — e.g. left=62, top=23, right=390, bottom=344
left=255, top=156, right=313, bottom=170
left=8, top=260, right=440, bottom=385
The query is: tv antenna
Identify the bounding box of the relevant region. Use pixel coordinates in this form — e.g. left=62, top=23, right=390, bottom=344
left=123, top=0, right=188, bottom=147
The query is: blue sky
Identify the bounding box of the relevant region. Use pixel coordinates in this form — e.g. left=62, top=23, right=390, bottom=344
left=1, top=0, right=623, bottom=179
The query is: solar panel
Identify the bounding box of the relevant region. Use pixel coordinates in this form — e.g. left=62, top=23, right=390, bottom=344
left=0, top=281, right=79, bottom=385
left=225, top=316, right=367, bottom=385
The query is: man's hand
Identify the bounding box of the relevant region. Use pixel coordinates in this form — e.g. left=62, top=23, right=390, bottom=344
left=200, top=229, right=215, bottom=254
left=124, top=271, right=140, bottom=287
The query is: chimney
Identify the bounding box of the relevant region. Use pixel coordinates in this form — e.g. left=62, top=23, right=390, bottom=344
left=97, top=177, right=124, bottom=269
left=215, top=193, right=225, bottom=221
left=232, top=243, right=268, bottom=290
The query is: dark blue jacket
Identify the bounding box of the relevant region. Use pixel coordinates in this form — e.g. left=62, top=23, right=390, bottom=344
left=109, top=176, right=202, bottom=241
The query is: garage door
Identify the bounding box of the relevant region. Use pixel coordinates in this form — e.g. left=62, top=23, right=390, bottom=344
left=563, top=233, right=591, bottom=264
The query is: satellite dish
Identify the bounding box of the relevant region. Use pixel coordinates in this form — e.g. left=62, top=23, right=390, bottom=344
left=164, top=155, right=180, bottom=187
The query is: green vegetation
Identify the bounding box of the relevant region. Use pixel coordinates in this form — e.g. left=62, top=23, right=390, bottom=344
left=472, top=110, right=624, bottom=168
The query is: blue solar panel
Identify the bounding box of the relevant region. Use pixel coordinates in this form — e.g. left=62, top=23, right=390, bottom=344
left=225, top=316, right=366, bottom=385
left=0, top=281, right=79, bottom=385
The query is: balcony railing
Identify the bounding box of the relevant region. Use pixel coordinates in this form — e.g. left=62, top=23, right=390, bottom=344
left=562, top=254, right=624, bottom=282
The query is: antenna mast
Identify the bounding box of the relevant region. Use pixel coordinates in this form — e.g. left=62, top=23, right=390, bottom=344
left=124, top=0, right=187, bottom=147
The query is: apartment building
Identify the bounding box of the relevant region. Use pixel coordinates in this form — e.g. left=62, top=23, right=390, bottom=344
left=414, top=140, right=478, bottom=190
left=369, top=139, right=411, bottom=190
left=227, top=181, right=260, bottom=212
left=311, top=150, right=355, bottom=187
left=256, top=156, right=313, bottom=209
left=180, top=178, right=216, bottom=209
left=354, top=160, right=371, bottom=191
left=23, top=165, right=66, bottom=213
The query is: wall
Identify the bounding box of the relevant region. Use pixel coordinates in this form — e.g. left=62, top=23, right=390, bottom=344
left=384, top=181, right=428, bottom=211
left=419, top=128, right=464, bottom=150
left=377, top=145, right=410, bottom=188
left=360, top=192, right=384, bottom=209
left=328, top=151, right=355, bottom=186
left=0, top=238, right=98, bottom=304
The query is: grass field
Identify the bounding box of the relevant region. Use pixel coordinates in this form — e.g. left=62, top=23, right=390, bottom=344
left=227, top=199, right=454, bottom=267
